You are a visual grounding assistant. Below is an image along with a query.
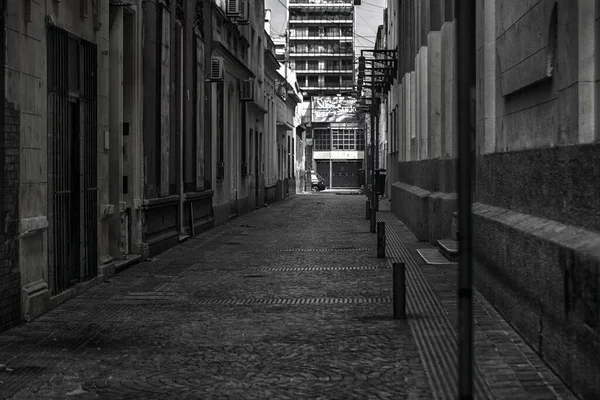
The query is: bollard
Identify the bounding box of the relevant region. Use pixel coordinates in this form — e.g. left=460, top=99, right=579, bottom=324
left=370, top=207, right=376, bottom=233
left=377, top=222, right=386, bottom=258
left=366, top=200, right=370, bottom=220
left=393, top=262, right=406, bottom=319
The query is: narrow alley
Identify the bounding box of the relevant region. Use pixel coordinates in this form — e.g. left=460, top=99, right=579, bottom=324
left=0, top=194, right=576, bottom=399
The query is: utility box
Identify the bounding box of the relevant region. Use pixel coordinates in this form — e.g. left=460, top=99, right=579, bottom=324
left=374, top=169, right=386, bottom=195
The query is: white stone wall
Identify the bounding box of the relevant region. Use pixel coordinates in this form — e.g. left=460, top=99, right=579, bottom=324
left=427, top=31, right=442, bottom=159
left=388, top=0, right=598, bottom=165
left=488, top=0, right=598, bottom=152
left=440, top=20, right=457, bottom=158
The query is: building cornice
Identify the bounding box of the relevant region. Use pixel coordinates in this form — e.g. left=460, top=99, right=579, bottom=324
left=212, top=40, right=255, bottom=80
left=211, top=2, right=250, bottom=48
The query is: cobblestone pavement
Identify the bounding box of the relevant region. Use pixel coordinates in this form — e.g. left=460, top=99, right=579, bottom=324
left=0, top=194, right=577, bottom=399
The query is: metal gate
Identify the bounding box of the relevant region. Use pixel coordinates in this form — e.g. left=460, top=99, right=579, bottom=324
left=48, top=26, right=97, bottom=294
left=332, top=161, right=361, bottom=188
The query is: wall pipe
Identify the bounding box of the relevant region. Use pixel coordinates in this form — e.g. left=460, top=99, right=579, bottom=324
left=456, top=0, right=476, bottom=399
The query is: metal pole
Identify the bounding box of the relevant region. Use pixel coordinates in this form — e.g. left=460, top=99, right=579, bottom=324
left=369, top=101, right=377, bottom=233
left=370, top=105, right=376, bottom=210
left=370, top=206, right=376, bottom=233
left=377, top=221, right=385, bottom=258
left=456, top=1, right=475, bottom=399
left=393, top=262, right=406, bottom=319
left=371, top=102, right=377, bottom=212
left=374, top=94, right=379, bottom=212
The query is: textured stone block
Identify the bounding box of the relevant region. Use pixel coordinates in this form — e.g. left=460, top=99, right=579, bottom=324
left=19, top=216, right=49, bottom=237
left=472, top=202, right=600, bottom=399
left=19, top=113, right=45, bottom=149
left=496, top=0, right=556, bottom=96
left=391, top=182, right=430, bottom=241
left=21, top=148, right=46, bottom=184
left=19, top=182, right=46, bottom=217
left=427, top=192, right=457, bottom=244
left=21, top=280, right=50, bottom=322
left=475, top=143, right=600, bottom=232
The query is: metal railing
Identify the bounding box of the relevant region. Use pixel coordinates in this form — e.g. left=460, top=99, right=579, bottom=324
left=289, top=17, right=353, bottom=23
left=290, top=34, right=353, bottom=39
left=295, top=68, right=353, bottom=74
left=289, top=0, right=353, bottom=5
left=291, top=51, right=354, bottom=57
left=300, top=84, right=355, bottom=90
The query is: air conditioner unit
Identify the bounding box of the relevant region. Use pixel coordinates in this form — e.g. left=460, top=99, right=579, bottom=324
left=226, top=0, right=240, bottom=17
left=210, top=57, right=224, bottom=81
left=237, top=0, right=250, bottom=25
left=240, top=78, right=255, bottom=101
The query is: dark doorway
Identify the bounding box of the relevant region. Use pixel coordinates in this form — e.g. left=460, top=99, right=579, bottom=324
left=316, top=161, right=330, bottom=187
left=254, top=131, right=260, bottom=207
left=331, top=161, right=361, bottom=188
left=48, top=27, right=98, bottom=294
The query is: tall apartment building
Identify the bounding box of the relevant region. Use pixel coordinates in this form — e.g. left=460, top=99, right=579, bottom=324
left=287, top=0, right=364, bottom=189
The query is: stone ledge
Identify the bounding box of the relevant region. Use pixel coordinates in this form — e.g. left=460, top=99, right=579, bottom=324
left=21, top=280, right=50, bottom=322
left=142, top=195, right=180, bottom=209
left=473, top=202, right=600, bottom=255
left=19, top=216, right=48, bottom=237
left=391, top=182, right=457, bottom=243
left=472, top=202, right=600, bottom=399
left=185, top=190, right=215, bottom=201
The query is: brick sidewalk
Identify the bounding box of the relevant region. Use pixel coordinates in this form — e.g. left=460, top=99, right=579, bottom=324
left=377, top=199, right=576, bottom=400
left=0, top=194, right=577, bottom=399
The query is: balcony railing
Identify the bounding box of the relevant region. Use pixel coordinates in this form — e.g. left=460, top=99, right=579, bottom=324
left=295, top=68, right=354, bottom=74
left=300, top=84, right=355, bottom=91
left=289, top=17, right=353, bottom=24
left=290, top=35, right=353, bottom=40
left=291, top=51, right=354, bottom=57
left=289, top=0, right=353, bottom=5
left=290, top=0, right=352, bottom=3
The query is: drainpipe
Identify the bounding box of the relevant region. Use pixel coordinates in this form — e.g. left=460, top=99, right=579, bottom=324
left=370, top=99, right=376, bottom=208
left=0, top=0, right=5, bottom=226
left=374, top=92, right=379, bottom=211
left=456, top=0, right=475, bottom=399
left=204, top=0, right=213, bottom=192
left=178, top=22, right=185, bottom=236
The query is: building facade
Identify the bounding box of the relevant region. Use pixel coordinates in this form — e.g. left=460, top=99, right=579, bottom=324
left=0, top=0, right=303, bottom=333
left=264, top=25, right=280, bottom=203
left=287, top=0, right=364, bottom=189
left=2, top=0, right=114, bottom=326
left=378, top=1, right=600, bottom=398
left=141, top=0, right=214, bottom=256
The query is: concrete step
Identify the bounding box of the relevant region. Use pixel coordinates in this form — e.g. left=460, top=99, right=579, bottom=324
left=437, top=239, right=459, bottom=262
left=114, top=254, right=142, bottom=273
left=417, top=248, right=457, bottom=265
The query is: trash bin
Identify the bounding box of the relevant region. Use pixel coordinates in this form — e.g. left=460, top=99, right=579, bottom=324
left=374, top=169, right=386, bottom=195
left=358, top=169, right=365, bottom=187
